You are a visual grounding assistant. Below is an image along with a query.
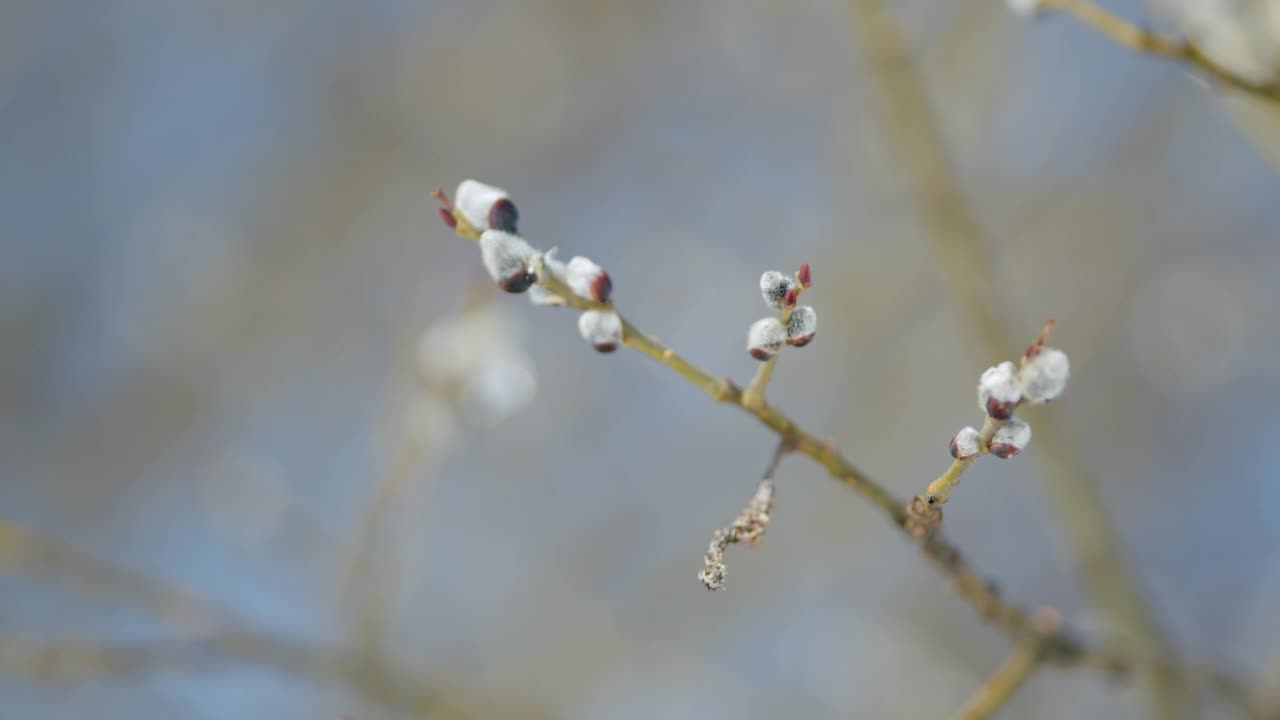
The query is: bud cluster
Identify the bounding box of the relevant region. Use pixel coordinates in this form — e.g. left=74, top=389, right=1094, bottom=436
left=747, top=264, right=818, bottom=360
left=951, top=325, right=1071, bottom=461
left=438, top=180, right=620, bottom=353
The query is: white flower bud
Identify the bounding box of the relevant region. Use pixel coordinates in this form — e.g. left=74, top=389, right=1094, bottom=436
left=1019, top=347, right=1070, bottom=404
left=747, top=317, right=786, bottom=361
left=978, top=361, right=1022, bottom=420
left=577, top=310, right=622, bottom=353
left=479, top=230, right=537, bottom=293
left=989, top=418, right=1032, bottom=459
left=1006, top=0, right=1042, bottom=18
left=760, top=271, right=796, bottom=309
left=785, top=306, right=817, bottom=347
left=566, top=256, right=613, bottom=303
left=455, top=179, right=519, bottom=233
left=949, top=426, right=981, bottom=460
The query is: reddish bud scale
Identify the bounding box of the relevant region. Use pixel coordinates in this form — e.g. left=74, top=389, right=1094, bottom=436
left=787, top=333, right=814, bottom=347
left=949, top=436, right=962, bottom=459
left=438, top=208, right=457, bottom=229
left=1024, top=343, right=1042, bottom=360
left=985, top=396, right=1017, bottom=421
left=593, top=340, right=619, bottom=354
left=749, top=347, right=774, bottom=361
left=499, top=270, right=538, bottom=294
left=590, top=272, right=613, bottom=303
left=798, top=263, right=812, bottom=288
left=989, top=442, right=1021, bottom=459
left=782, top=287, right=798, bottom=310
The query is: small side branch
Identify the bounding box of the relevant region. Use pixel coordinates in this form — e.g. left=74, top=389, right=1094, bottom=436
left=955, top=642, right=1042, bottom=720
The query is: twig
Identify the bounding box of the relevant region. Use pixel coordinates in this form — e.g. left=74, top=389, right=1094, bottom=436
left=440, top=213, right=1111, bottom=669
left=847, top=1, right=1200, bottom=716
left=435, top=194, right=1250, bottom=703
left=1035, top=0, right=1280, bottom=105
left=954, top=641, right=1042, bottom=720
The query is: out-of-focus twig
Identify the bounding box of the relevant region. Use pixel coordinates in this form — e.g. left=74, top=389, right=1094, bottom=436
left=0, top=630, right=542, bottom=719
left=954, top=641, right=1041, bottom=720
left=1035, top=0, right=1280, bottom=105
left=846, top=1, right=1198, bottom=717
left=0, top=519, right=544, bottom=719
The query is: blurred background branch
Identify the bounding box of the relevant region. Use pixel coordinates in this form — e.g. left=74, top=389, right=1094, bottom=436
left=848, top=0, right=1200, bottom=716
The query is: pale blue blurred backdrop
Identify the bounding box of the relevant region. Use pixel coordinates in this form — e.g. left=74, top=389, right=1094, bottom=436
left=3, top=1, right=1280, bottom=718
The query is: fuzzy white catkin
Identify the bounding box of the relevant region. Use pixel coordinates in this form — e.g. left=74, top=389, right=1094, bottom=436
left=760, top=271, right=795, bottom=309
left=990, top=418, right=1032, bottom=458
left=747, top=317, right=786, bottom=360
left=455, top=179, right=511, bottom=231
left=577, top=310, right=622, bottom=352
left=565, top=256, right=610, bottom=302
left=1019, top=348, right=1070, bottom=403
left=479, top=229, right=535, bottom=285
left=950, top=426, right=982, bottom=459
left=978, top=361, right=1022, bottom=415
left=785, top=306, right=817, bottom=346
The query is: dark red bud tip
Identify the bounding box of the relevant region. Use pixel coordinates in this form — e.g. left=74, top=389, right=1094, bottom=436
left=989, top=443, right=1020, bottom=459
left=590, top=272, right=613, bottom=304
left=985, top=397, right=1016, bottom=421
left=593, top=341, right=619, bottom=354
left=438, top=207, right=457, bottom=229
left=499, top=271, right=538, bottom=294
left=798, top=263, right=812, bottom=288
left=949, top=436, right=961, bottom=459
left=787, top=333, right=814, bottom=347
left=782, top=288, right=798, bottom=310
left=749, top=347, right=774, bottom=361
left=488, top=198, right=519, bottom=234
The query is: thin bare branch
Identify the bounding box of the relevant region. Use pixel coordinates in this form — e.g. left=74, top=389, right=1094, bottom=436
left=954, top=642, right=1042, bottom=720
left=846, top=1, right=1201, bottom=716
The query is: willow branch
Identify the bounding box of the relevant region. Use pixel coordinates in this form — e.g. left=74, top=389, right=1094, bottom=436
left=1036, top=0, right=1280, bottom=105
left=849, top=1, right=1197, bottom=716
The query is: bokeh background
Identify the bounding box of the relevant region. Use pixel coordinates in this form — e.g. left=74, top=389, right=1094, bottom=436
left=3, top=1, right=1280, bottom=718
